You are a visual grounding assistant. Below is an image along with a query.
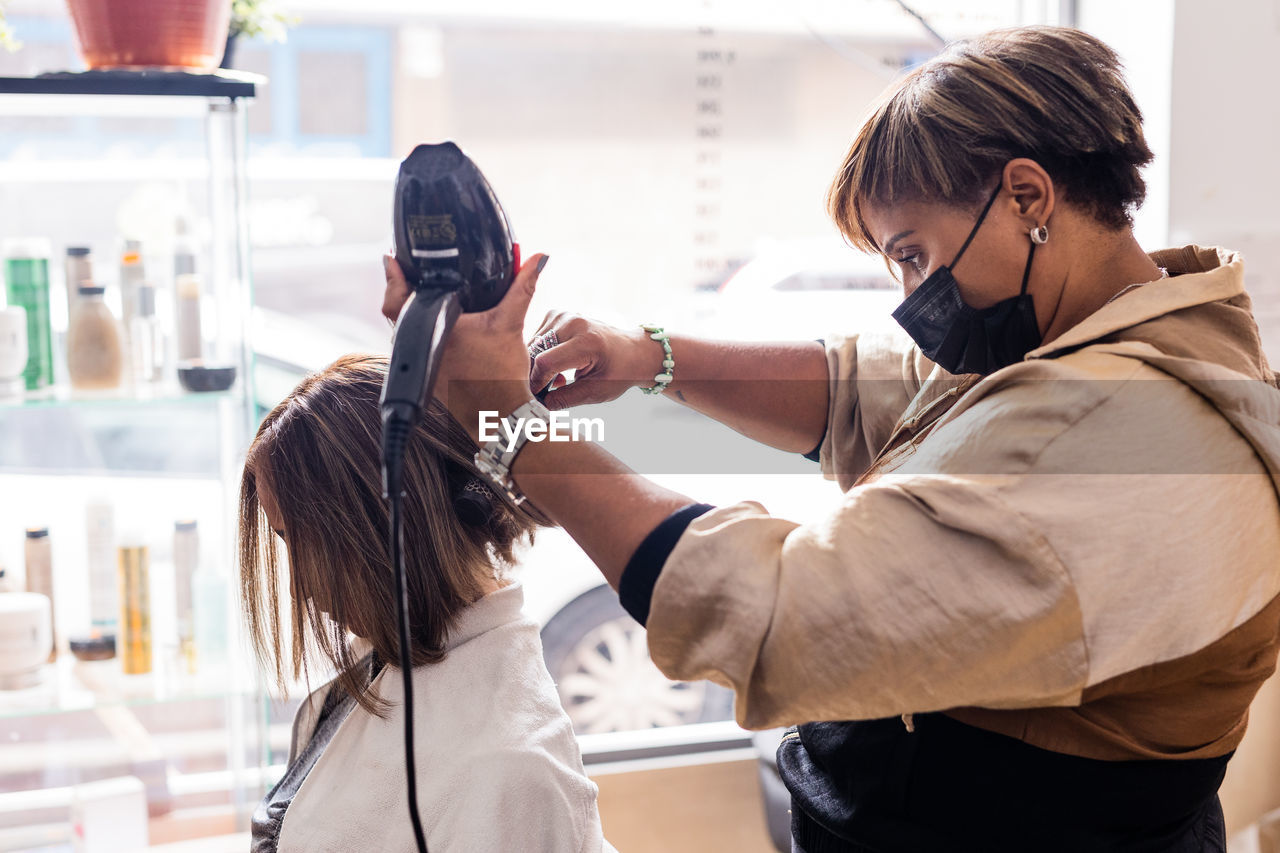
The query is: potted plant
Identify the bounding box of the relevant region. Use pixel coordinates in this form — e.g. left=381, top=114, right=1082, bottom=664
left=65, top=0, right=232, bottom=69
left=222, top=0, right=295, bottom=69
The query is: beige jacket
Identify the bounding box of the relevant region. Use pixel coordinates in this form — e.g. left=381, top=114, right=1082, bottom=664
left=647, top=245, right=1280, bottom=761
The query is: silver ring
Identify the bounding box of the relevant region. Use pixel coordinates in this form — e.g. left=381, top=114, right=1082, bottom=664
left=528, top=330, right=559, bottom=357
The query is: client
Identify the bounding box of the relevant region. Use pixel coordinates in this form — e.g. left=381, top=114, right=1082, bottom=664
left=240, top=353, right=613, bottom=852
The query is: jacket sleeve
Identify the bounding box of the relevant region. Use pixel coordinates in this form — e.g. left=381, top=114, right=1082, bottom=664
left=643, top=474, right=1088, bottom=729
left=819, top=330, right=934, bottom=488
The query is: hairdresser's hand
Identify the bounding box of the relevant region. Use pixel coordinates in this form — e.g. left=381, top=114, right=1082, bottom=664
left=528, top=313, right=662, bottom=410
left=382, top=251, right=550, bottom=437
left=381, top=255, right=412, bottom=324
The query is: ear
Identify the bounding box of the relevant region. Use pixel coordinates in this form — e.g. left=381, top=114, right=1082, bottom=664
left=1001, top=158, right=1056, bottom=230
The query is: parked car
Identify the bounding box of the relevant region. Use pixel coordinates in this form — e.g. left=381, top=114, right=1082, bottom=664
left=519, top=528, right=736, bottom=733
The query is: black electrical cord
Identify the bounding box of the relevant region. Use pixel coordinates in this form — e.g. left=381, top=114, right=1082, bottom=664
left=384, top=413, right=429, bottom=853
left=380, top=288, right=460, bottom=853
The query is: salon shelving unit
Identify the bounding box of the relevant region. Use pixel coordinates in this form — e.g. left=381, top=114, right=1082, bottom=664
left=0, top=72, right=273, bottom=850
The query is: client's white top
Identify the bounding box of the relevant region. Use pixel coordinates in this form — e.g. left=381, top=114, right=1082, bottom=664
left=278, top=582, right=615, bottom=853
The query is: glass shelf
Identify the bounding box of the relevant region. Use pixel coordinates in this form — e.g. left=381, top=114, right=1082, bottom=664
left=0, top=391, right=245, bottom=477
left=0, top=386, right=239, bottom=412
left=0, top=654, right=255, bottom=721
left=0, top=69, right=266, bottom=835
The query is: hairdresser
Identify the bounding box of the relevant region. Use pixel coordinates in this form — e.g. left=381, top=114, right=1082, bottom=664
left=382, top=26, right=1280, bottom=853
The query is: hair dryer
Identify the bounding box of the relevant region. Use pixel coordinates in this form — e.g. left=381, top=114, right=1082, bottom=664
left=380, top=141, right=520, bottom=494
left=378, top=142, right=519, bottom=853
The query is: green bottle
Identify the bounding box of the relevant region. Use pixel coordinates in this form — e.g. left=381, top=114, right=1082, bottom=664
left=2, top=241, right=54, bottom=392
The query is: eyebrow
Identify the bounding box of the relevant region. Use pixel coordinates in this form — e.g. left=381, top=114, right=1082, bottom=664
left=882, top=230, right=914, bottom=256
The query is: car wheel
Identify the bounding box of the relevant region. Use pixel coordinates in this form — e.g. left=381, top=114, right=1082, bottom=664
left=540, top=584, right=735, bottom=734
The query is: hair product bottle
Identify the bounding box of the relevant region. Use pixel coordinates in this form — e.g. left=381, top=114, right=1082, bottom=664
left=193, top=563, right=228, bottom=675
left=24, top=526, right=54, bottom=661
left=118, top=543, right=151, bottom=676
left=3, top=240, right=54, bottom=392
left=67, top=285, right=125, bottom=391
left=118, top=240, right=144, bottom=332
left=173, top=520, right=198, bottom=673
left=175, top=273, right=203, bottom=363
left=174, top=216, right=196, bottom=280
left=85, top=500, right=118, bottom=649
left=64, top=246, right=94, bottom=313
left=130, top=282, right=164, bottom=386
left=0, top=305, right=28, bottom=400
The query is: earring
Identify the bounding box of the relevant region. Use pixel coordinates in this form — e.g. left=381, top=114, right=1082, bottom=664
left=1029, top=225, right=1049, bottom=245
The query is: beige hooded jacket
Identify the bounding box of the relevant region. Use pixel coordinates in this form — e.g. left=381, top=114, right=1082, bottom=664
left=646, top=245, right=1280, bottom=761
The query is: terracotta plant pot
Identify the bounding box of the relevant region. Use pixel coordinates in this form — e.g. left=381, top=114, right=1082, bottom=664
left=65, top=0, right=231, bottom=70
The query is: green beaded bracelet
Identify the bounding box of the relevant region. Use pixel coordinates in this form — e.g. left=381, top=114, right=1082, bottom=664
left=640, top=324, right=674, bottom=395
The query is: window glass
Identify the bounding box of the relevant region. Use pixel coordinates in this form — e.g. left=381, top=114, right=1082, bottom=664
left=0, top=3, right=1054, bottom=757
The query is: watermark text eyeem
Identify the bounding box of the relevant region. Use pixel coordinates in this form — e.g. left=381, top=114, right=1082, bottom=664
left=478, top=411, right=605, bottom=452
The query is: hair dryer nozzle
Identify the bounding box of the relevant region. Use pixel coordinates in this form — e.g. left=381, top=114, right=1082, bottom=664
left=392, top=141, right=519, bottom=313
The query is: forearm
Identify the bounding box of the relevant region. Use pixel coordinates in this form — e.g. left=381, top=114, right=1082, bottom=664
left=657, top=337, right=830, bottom=454
left=511, top=439, right=692, bottom=589
left=442, top=378, right=692, bottom=587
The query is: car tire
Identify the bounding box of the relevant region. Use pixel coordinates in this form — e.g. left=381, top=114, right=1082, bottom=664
left=540, top=584, right=735, bottom=734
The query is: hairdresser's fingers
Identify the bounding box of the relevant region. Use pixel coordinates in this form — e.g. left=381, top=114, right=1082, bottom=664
left=381, top=254, right=411, bottom=323
left=531, top=310, right=562, bottom=341
left=534, top=343, right=640, bottom=409
left=529, top=311, right=586, bottom=348
left=527, top=319, right=594, bottom=368
left=529, top=333, right=602, bottom=393
left=541, top=377, right=619, bottom=411
left=531, top=372, right=567, bottom=405
left=487, top=253, right=548, bottom=334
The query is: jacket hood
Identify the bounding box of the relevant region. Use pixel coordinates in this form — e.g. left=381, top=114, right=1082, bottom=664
left=1029, top=246, right=1273, bottom=381
left=1029, top=244, right=1280, bottom=498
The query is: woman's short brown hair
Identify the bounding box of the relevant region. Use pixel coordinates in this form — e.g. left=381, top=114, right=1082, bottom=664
left=238, top=353, right=549, bottom=713
left=829, top=25, right=1154, bottom=252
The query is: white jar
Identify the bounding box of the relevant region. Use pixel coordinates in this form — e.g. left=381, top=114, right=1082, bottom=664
left=0, top=592, right=52, bottom=689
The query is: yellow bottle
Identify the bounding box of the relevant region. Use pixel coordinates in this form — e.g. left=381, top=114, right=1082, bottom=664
left=117, top=544, right=151, bottom=675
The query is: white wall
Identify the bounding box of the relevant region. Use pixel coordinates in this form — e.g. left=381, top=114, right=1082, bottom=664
left=1167, top=0, right=1280, bottom=833
left=1166, top=0, right=1280, bottom=368
left=1076, top=0, right=1176, bottom=251
left=1077, top=0, right=1280, bottom=372
left=1080, top=0, right=1280, bottom=835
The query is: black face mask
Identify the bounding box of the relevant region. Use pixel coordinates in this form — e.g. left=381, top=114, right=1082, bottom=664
left=890, top=184, right=1042, bottom=376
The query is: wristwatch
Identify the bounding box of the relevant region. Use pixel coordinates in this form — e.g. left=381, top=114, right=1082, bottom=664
left=474, top=397, right=551, bottom=505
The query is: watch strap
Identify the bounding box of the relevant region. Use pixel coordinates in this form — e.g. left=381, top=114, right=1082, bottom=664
left=474, top=397, right=551, bottom=505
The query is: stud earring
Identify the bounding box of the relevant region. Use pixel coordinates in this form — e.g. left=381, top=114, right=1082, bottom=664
left=1029, top=225, right=1049, bottom=245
